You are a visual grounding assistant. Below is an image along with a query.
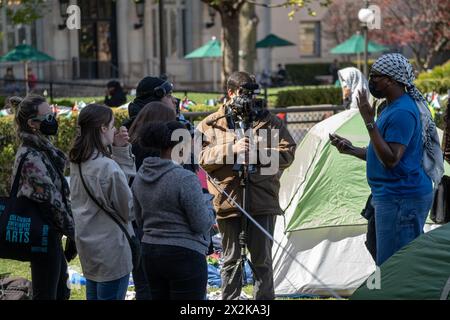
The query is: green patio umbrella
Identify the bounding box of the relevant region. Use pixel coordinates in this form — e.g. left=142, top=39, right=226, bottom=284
left=330, top=34, right=388, bottom=54
left=330, top=34, right=388, bottom=72
left=185, top=37, right=222, bottom=91
left=0, top=44, right=54, bottom=94
left=256, top=34, right=295, bottom=75
left=185, top=38, right=222, bottom=59
left=256, top=33, right=295, bottom=48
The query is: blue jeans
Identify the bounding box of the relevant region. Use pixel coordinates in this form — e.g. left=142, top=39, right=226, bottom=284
left=372, top=193, right=433, bottom=266
left=86, top=274, right=129, bottom=300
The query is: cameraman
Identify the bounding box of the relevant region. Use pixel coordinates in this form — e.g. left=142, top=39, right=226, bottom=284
left=197, top=71, right=296, bottom=300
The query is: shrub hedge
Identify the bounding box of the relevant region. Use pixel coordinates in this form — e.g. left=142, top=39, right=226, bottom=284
left=275, top=86, right=342, bottom=107
left=415, top=61, right=450, bottom=94
left=0, top=108, right=129, bottom=196
left=285, top=62, right=365, bottom=85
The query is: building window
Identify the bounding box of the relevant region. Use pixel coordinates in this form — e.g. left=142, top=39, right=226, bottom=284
left=151, top=0, right=186, bottom=59
left=299, top=21, right=321, bottom=57
left=0, top=6, right=37, bottom=55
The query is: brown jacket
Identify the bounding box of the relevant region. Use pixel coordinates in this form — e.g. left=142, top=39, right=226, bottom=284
left=197, top=104, right=296, bottom=219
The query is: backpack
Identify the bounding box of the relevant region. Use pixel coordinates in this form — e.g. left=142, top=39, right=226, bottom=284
left=0, top=275, right=32, bottom=300
left=416, top=100, right=444, bottom=186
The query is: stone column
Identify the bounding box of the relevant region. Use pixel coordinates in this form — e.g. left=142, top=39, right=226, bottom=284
left=259, top=0, right=271, bottom=73
left=68, top=0, right=79, bottom=79
left=143, top=0, right=153, bottom=76
left=116, top=0, right=130, bottom=81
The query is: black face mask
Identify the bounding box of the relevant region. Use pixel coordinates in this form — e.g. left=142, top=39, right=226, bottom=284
left=39, top=115, right=59, bottom=136
left=369, top=78, right=390, bottom=99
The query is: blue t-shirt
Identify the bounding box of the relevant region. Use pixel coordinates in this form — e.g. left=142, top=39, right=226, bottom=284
left=366, top=94, right=432, bottom=198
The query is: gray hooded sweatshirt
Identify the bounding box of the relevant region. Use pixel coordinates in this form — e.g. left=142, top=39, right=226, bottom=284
left=132, top=157, right=215, bottom=255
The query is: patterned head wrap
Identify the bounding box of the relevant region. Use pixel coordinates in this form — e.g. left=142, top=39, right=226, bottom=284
left=371, top=53, right=427, bottom=107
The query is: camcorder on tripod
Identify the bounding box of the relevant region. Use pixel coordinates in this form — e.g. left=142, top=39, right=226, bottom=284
left=223, top=82, right=268, bottom=288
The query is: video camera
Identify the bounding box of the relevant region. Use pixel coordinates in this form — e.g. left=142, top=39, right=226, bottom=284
left=228, top=83, right=266, bottom=125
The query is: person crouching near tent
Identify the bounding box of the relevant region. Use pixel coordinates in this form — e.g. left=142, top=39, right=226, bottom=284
left=330, top=53, right=444, bottom=266
left=69, top=104, right=136, bottom=300
left=131, top=121, right=215, bottom=300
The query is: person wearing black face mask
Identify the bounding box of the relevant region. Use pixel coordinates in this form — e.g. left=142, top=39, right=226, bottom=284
left=330, top=53, right=441, bottom=267
left=12, top=95, right=75, bottom=300
left=368, top=72, right=392, bottom=99
left=30, top=112, right=59, bottom=136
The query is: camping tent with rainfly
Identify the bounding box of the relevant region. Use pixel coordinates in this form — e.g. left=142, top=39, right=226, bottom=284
left=272, top=108, right=450, bottom=297
left=350, top=221, right=450, bottom=300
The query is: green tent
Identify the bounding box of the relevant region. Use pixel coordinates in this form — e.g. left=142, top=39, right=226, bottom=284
left=284, top=110, right=370, bottom=232
left=351, top=222, right=450, bottom=300
left=273, top=109, right=450, bottom=297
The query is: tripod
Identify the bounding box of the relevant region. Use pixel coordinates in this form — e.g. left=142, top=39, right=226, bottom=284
left=227, top=115, right=258, bottom=290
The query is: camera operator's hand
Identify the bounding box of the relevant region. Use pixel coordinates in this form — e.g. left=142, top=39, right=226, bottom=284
left=113, top=126, right=129, bottom=147
left=232, top=137, right=250, bottom=155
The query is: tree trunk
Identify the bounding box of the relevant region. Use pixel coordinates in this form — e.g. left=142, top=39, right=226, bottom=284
left=220, top=11, right=240, bottom=91
left=410, top=46, right=426, bottom=72
left=424, top=38, right=449, bottom=70
left=239, top=3, right=258, bottom=74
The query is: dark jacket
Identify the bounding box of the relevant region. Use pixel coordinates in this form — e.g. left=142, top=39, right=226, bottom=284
left=104, top=91, right=127, bottom=108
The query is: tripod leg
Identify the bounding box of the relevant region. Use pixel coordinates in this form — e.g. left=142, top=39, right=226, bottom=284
left=227, top=258, right=242, bottom=286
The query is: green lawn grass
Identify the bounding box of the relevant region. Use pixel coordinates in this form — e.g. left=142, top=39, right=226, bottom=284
left=0, top=257, right=256, bottom=300
left=0, top=256, right=86, bottom=300
left=1, top=257, right=329, bottom=300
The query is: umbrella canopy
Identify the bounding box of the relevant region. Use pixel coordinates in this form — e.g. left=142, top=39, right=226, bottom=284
left=330, top=34, right=388, bottom=54
left=256, top=33, right=295, bottom=48
left=184, top=37, right=221, bottom=91
left=0, top=44, right=54, bottom=62
left=184, top=38, right=222, bottom=59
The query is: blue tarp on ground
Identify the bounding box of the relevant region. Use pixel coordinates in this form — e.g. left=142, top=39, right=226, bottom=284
left=207, top=261, right=253, bottom=288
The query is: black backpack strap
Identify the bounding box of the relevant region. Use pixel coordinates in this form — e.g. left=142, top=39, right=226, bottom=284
left=9, top=151, right=32, bottom=198
left=77, top=163, right=133, bottom=243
